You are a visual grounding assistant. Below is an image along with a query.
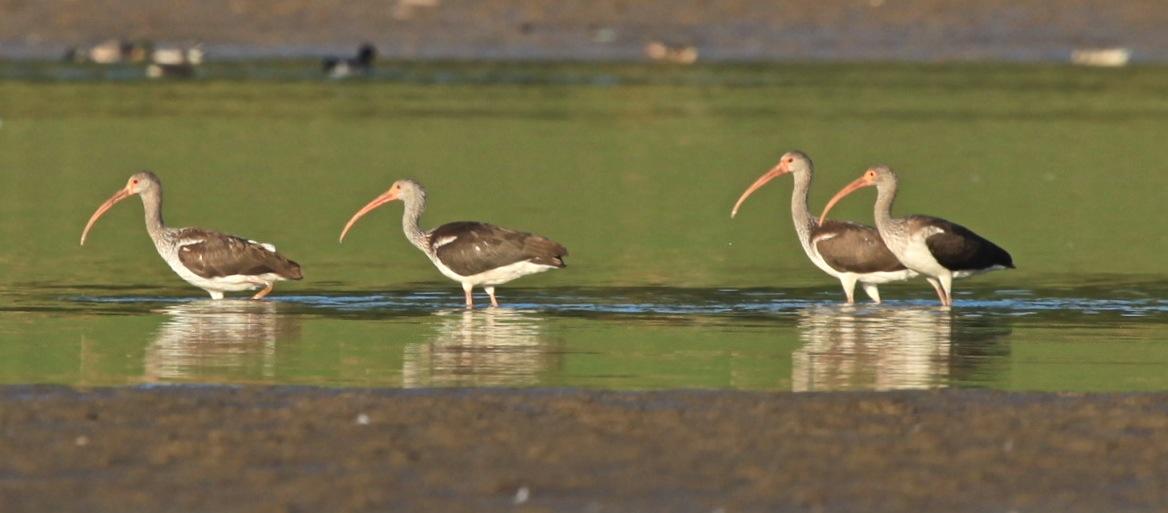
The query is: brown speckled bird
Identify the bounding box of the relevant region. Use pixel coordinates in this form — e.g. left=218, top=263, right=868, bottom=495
left=340, top=179, right=567, bottom=308
left=80, top=171, right=302, bottom=299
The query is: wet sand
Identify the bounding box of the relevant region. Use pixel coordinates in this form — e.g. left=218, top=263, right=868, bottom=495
left=2, top=386, right=1166, bottom=512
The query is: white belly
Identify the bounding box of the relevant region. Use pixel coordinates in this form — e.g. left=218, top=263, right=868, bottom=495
left=854, top=268, right=919, bottom=284
left=428, top=255, right=557, bottom=287
left=156, top=244, right=284, bottom=296
left=898, top=230, right=951, bottom=278
left=892, top=227, right=1007, bottom=280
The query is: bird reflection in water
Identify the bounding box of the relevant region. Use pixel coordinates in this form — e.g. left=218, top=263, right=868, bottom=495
left=402, top=309, right=558, bottom=388
left=144, top=300, right=299, bottom=382
left=792, top=306, right=954, bottom=391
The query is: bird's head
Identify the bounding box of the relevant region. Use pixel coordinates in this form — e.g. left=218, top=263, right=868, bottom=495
left=125, top=171, right=161, bottom=195
left=818, top=165, right=895, bottom=225
left=394, top=179, right=426, bottom=204
left=730, top=150, right=812, bottom=218
left=80, top=170, right=161, bottom=246
left=339, top=179, right=426, bottom=243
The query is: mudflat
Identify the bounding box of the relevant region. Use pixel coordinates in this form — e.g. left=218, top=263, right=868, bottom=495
left=2, top=386, right=1166, bottom=512
left=2, top=0, right=1167, bottom=60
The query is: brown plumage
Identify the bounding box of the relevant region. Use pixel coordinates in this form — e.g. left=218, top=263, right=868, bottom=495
left=339, top=179, right=568, bottom=308
left=731, top=150, right=917, bottom=304
left=818, top=165, right=1014, bottom=307
left=174, top=228, right=303, bottom=280
left=430, top=222, right=567, bottom=276
left=813, top=221, right=907, bottom=274
left=80, top=171, right=303, bottom=300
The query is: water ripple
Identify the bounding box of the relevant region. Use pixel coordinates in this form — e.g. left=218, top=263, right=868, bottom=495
left=0, top=285, right=1163, bottom=391
left=39, top=287, right=1168, bottom=321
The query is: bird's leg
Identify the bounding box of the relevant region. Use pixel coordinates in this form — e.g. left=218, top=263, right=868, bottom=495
left=462, top=283, right=475, bottom=309
left=839, top=275, right=858, bottom=304
left=939, top=273, right=954, bottom=307
left=485, top=286, right=499, bottom=308
left=925, top=277, right=946, bottom=306
left=861, top=283, right=882, bottom=304
left=251, top=282, right=274, bottom=300
left=938, top=286, right=952, bottom=307
left=207, top=290, right=225, bottom=300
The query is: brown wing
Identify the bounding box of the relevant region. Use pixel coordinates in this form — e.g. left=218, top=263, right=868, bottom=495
left=430, top=222, right=568, bottom=276
left=174, top=228, right=303, bottom=280
left=813, top=220, right=908, bottom=274
left=912, top=216, right=1014, bottom=271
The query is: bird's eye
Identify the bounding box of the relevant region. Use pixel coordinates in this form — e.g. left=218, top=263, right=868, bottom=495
left=786, top=158, right=794, bottom=163
left=132, top=179, right=139, bottom=185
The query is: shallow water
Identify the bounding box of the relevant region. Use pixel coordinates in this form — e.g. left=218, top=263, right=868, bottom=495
left=1, top=63, right=1166, bottom=392
left=0, top=282, right=1165, bottom=391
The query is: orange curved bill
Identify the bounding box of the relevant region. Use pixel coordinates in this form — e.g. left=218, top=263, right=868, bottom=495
left=730, top=163, right=788, bottom=218
left=338, top=190, right=399, bottom=243
left=818, top=176, right=873, bottom=225
left=80, top=188, right=131, bottom=245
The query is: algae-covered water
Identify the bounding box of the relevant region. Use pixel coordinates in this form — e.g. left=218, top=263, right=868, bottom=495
left=0, top=62, right=1165, bottom=391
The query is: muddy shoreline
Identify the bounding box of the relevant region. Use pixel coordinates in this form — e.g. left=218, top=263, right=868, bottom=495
left=2, top=386, right=1166, bottom=512
left=2, top=0, right=1167, bottom=61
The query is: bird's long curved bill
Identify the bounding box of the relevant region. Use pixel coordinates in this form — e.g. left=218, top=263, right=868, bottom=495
left=339, top=191, right=398, bottom=242
left=818, top=176, right=872, bottom=226
left=730, top=164, right=786, bottom=218
left=80, top=188, right=131, bottom=245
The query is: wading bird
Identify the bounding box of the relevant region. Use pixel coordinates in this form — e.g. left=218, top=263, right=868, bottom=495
left=339, top=179, right=567, bottom=308
left=80, top=171, right=303, bottom=299
left=731, top=151, right=916, bottom=303
left=819, top=165, right=1013, bottom=306
left=323, top=43, right=376, bottom=79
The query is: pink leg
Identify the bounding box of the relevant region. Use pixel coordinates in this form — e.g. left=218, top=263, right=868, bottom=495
left=839, top=275, right=857, bottom=305
left=251, top=282, right=274, bottom=300
left=486, top=286, right=499, bottom=308
left=462, top=284, right=474, bottom=309
left=926, top=277, right=947, bottom=306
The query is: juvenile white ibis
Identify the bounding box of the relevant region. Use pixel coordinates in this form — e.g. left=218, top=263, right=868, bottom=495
left=731, top=151, right=916, bottom=304
left=819, top=165, right=1014, bottom=306
left=339, top=179, right=568, bottom=308
left=80, top=171, right=303, bottom=299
